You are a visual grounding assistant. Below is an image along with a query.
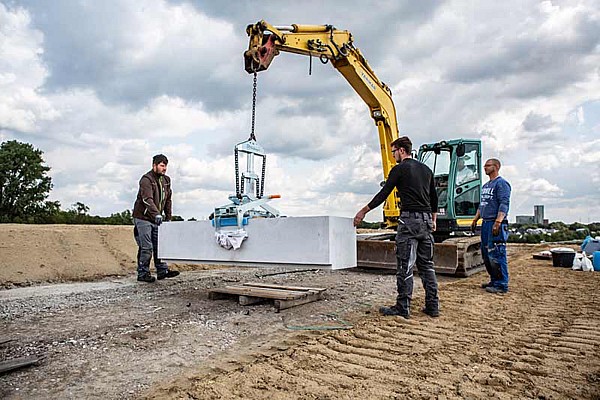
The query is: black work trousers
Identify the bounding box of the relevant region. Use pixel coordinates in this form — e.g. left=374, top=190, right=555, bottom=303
left=133, top=218, right=168, bottom=277
left=395, top=211, right=439, bottom=315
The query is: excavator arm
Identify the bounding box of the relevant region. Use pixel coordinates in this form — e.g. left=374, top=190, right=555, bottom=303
left=244, top=20, right=400, bottom=227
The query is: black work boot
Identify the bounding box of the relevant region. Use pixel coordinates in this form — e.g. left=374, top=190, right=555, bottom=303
left=485, top=286, right=508, bottom=294
left=137, top=274, right=156, bottom=283
left=422, top=307, right=440, bottom=317
left=157, top=270, right=180, bottom=280
left=379, top=306, right=410, bottom=319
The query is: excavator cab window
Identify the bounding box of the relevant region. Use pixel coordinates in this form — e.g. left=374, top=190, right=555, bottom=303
left=420, top=148, right=451, bottom=208
left=453, top=143, right=481, bottom=217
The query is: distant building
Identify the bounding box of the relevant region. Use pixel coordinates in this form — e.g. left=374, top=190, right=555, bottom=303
left=534, top=205, right=544, bottom=224
left=516, top=205, right=546, bottom=225
left=516, top=215, right=535, bottom=224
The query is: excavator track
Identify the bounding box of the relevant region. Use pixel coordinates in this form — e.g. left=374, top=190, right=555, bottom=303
left=357, top=235, right=484, bottom=277
left=433, top=236, right=484, bottom=277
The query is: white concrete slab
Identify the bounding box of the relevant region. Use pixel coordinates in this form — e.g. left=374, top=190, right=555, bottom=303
left=158, top=216, right=356, bottom=269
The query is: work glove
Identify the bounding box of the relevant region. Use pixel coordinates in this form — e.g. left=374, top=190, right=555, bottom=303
left=155, top=215, right=163, bottom=226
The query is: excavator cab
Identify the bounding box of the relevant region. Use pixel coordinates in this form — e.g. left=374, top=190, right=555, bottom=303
left=418, top=139, right=482, bottom=241
left=358, top=138, right=485, bottom=277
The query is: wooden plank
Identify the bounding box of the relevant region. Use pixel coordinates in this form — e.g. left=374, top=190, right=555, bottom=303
left=212, top=286, right=310, bottom=300
left=227, top=285, right=311, bottom=296
left=208, top=288, right=298, bottom=300
left=230, top=287, right=306, bottom=300
left=208, top=291, right=235, bottom=300
left=242, top=282, right=327, bottom=292
left=208, top=282, right=327, bottom=311
left=274, top=291, right=324, bottom=311
left=238, top=295, right=267, bottom=306
left=0, top=356, right=39, bottom=375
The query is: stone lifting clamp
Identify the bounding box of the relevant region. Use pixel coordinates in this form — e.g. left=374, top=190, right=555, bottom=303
left=212, top=72, right=280, bottom=249
left=212, top=136, right=280, bottom=234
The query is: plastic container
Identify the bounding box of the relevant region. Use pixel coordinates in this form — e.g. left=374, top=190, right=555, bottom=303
left=582, top=236, right=591, bottom=251
left=551, top=248, right=576, bottom=268
left=594, top=251, right=600, bottom=272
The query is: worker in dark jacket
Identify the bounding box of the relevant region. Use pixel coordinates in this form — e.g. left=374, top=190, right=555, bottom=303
left=132, top=154, right=179, bottom=283
left=354, top=136, right=439, bottom=319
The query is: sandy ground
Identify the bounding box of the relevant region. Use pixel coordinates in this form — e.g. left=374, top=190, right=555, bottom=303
left=1, top=224, right=599, bottom=399
left=0, top=224, right=209, bottom=288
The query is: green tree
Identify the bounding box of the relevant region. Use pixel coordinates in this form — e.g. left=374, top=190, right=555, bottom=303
left=569, top=222, right=587, bottom=231
left=0, top=140, right=59, bottom=222
left=549, top=221, right=567, bottom=230
left=106, top=210, right=134, bottom=225
left=70, top=202, right=90, bottom=215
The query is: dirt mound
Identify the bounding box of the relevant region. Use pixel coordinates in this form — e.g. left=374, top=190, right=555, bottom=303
left=0, top=224, right=135, bottom=286
left=0, top=224, right=215, bottom=288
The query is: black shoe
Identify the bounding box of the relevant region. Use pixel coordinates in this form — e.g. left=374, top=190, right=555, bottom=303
left=485, top=286, right=507, bottom=294
left=379, top=306, right=409, bottom=318
left=157, top=270, right=180, bottom=280
left=137, top=274, right=156, bottom=283
left=422, top=308, right=440, bottom=317
left=481, top=282, right=492, bottom=288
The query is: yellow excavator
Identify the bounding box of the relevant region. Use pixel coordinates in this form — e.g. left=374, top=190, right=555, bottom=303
left=244, top=21, right=484, bottom=276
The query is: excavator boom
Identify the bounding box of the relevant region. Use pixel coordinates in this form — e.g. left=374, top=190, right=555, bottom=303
left=245, top=20, right=400, bottom=226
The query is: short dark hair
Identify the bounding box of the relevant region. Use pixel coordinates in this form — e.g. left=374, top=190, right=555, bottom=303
left=152, top=154, right=168, bottom=165
left=391, top=136, right=412, bottom=154
left=488, top=158, right=501, bottom=169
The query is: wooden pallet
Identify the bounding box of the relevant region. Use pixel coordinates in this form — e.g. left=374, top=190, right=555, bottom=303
left=208, top=282, right=326, bottom=311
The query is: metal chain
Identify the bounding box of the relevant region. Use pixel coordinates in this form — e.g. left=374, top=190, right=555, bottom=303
left=234, top=149, right=241, bottom=198
left=250, top=71, right=257, bottom=141
left=260, top=155, right=266, bottom=198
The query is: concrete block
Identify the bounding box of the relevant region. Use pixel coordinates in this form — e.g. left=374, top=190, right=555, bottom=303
left=158, top=216, right=356, bottom=269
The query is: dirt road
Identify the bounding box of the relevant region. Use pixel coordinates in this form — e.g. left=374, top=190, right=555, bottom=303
left=1, top=225, right=599, bottom=399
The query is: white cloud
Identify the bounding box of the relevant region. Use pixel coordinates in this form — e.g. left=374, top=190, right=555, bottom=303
left=312, top=144, right=383, bottom=194
left=525, top=153, right=562, bottom=171
left=0, top=3, right=57, bottom=132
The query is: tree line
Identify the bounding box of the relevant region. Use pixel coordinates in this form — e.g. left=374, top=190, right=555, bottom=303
left=0, top=140, right=187, bottom=225
left=357, top=219, right=598, bottom=244
left=508, top=221, right=599, bottom=244
left=2, top=140, right=598, bottom=234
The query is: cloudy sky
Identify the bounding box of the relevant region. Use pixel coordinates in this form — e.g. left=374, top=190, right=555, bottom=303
left=1, top=0, right=599, bottom=223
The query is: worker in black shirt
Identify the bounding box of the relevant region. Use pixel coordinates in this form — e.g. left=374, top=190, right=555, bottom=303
left=354, top=136, right=439, bottom=318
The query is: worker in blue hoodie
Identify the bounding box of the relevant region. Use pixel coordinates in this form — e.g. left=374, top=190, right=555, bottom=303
left=471, top=158, right=511, bottom=293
